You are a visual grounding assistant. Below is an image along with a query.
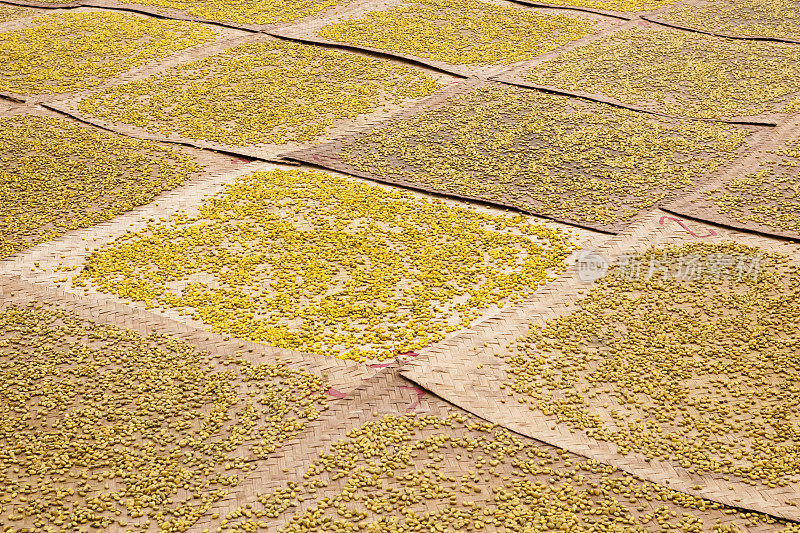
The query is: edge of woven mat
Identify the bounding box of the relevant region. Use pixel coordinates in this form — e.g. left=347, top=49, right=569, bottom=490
left=0, top=102, right=255, bottom=169
left=643, top=14, right=800, bottom=44
left=193, top=365, right=796, bottom=532
left=0, top=274, right=378, bottom=396
left=44, top=31, right=459, bottom=161
left=267, top=0, right=622, bottom=80
left=285, top=78, right=634, bottom=234
left=81, top=0, right=273, bottom=31
left=491, top=18, right=794, bottom=125
left=400, top=209, right=800, bottom=522
left=286, top=78, right=773, bottom=235
left=642, top=0, right=800, bottom=44
left=663, top=119, right=800, bottom=242
left=0, top=0, right=81, bottom=7
left=0, top=6, right=249, bottom=105
left=193, top=367, right=426, bottom=531
left=502, top=0, right=695, bottom=19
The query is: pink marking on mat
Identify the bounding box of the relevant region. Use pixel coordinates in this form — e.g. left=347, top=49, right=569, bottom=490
left=659, top=215, right=717, bottom=238
left=313, top=155, right=322, bottom=162
left=399, top=385, right=426, bottom=411
left=368, top=362, right=394, bottom=368
left=398, top=351, right=420, bottom=358
left=326, top=387, right=348, bottom=399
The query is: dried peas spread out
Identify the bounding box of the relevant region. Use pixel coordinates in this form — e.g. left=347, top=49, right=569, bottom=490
left=0, top=304, right=327, bottom=532
left=338, top=84, right=753, bottom=228
left=76, top=40, right=442, bottom=147
left=505, top=242, right=800, bottom=489
left=0, top=11, right=218, bottom=95
left=523, top=26, right=800, bottom=119
left=76, top=169, right=576, bottom=361
left=218, top=413, right=800, bottom=532
left=317, top=0, right=597, bottom=66
left=703, top=137, right=800, bottom=235
left=0, top=114, right=200, bottom=259
left=117, top=0, right=350, bottom=25
left=657, top=0, right=800, bottom=41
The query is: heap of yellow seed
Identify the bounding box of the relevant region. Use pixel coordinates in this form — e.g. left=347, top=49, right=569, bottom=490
left=339, top=84, right=752, bottom=227
left=523, top=26, right=800, bottom=119
left=0, top=5, right=35, bottom=23
left=77, top=40, right=441, bottom=147
left=117, top=0, right=347, bottom=25
left=0, top=11, right=217, bottom=96
left=704, top=138, right=800, bottom=234
left=657, top=0, right=800, bottom=41
left=0, top=114, right=200, bottom=259
left=504, top=242, right=800, bottom=487
left=0, top=303, right=328, bottom=532
left=522, top=0, right=680, bottom=11
left=75, top=169, right=575, bottom=361
left=217, top=413, right=800, bottom=532
left=317, top=0, right=596, bottom=66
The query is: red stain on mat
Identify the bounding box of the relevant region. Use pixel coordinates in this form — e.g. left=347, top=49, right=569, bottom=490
left=659, top=215, right=717, bottom=238
left=326, top=387, right=348, bottom=399
left=399, top=384, right=426, bottom=411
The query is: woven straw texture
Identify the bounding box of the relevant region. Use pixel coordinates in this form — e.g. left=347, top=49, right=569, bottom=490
left=665, top=121, right=800, bottom=241
left=288, top=79, right=770, bottom=233
left=269, top=0, right=618, bottom=78
left=190, top=367, right=800, bottom=532
left=495, top=19, right=800, bottom=123
left=402, top=209, right=800, bottom=522
left=46, top=33, right=454, bottom=161
left=645, top=0, right=800, bottom=43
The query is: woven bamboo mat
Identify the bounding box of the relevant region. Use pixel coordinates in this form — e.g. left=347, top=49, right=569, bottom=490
left=665, top=121, right=800, bottom=242
left=644, top=0, right=800, bottom=43
left=288, top=79, right=770, bottom=234
left=0, top=104, right=248, bottom=261
left=268, top=0, right=619, bottom=79
left=0, top=159, right=268, bottom=294
left=81, top=0, right=367, bottom=32
left=503, top=0, right=689, bottom=19
left=2, top=160, right=600, bottom=365
left=401, top=208, right=800, bottom=522
left=46, top=33, right=456, bottom=161
left=494, top=19, right=800, bottom=123
left=0, top=7, right=237, bottom=104
left=0, top=276, right=376, bottom=394
left=189, top=367, right=800, bottom=532
left=0, top=275, right=378, bottom=531
left=0, top=3, right=42, bottom=22
left=0, top=0, right=80, bottom=8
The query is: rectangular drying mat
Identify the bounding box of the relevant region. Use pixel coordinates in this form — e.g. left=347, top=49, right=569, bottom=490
left=287, top=79, right=770, bottom=234
left=268, top=0, right=620, bottom=79
left=501, top=0, right=691, bottom=20
left=0, top=103, right=249, bottom=260
left=0, top=7, right=240, bottom=104
left=46, top=33, right=457, bottom=161
left=644, top=0, right=800, bottom=43
left=401, top=209, right=800, bottom=522
left=0, top=274, right=380, bottom=531
left=82, top=0, right=373, bottom=32
left=493, top=18, right=800, bottom=123
left=664, top=121, right=800, bottom=242
left=192, top=366, right=799, bottom=532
